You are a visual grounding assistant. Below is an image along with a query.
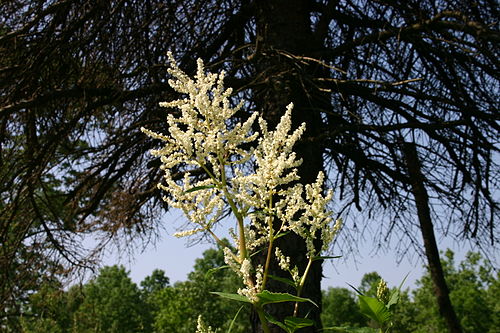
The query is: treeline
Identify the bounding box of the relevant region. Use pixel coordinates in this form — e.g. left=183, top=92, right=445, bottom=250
left=9, top=248, right=499, bottom=333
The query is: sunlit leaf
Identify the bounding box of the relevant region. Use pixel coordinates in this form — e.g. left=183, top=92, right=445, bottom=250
left=257, top=290, right=317, bottom=307
left=358, top=295, right=392, bottom=325
left=211, top=292, right=251, bottom=303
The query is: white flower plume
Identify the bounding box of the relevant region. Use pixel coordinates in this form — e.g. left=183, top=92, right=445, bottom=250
left=142, top=54, right=339, bottom=303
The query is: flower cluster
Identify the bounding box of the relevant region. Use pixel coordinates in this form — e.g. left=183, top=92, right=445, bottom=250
left=377, top=279, right=390, bottom=305
left=141, top=52, right=259, bottom=234
left=237, top=259, right=264, bottom=302
left=275, top=247, right=291, bottom=271
left=195, top=316, right=216, bottom=333
left=142, top=55, right=340, bottom=305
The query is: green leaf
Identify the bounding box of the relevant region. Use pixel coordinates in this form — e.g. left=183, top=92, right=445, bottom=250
left=312, top=255, right=342, bottom=261
left=386, top=289, right=399, bottom=310
left=347, top=283, right=364, bottom=296
left=250, top=248, right=264, bottom=257
left=321, top=327, right=378, bottom=332
left=284, top=316, right=315, bottom=332
left=248, top=208, right=266, bottom=216
left=183, top=185, right=215, bottom=194
left=387, top=272, right=410, bottom=309
left=358, top=295, right=392, bottom=325
left=397, top=272, right=410, bottom=291
left=226, top=306, right=245, bottom=333
left=257, top=290, right=318, bottom=307
left=268, top=274, right=297, bottom=288
left=264, top=313, right=289, bottom=332
left=211, top=292, right=251, bottom=303
left=205, top=265, right=229, bottom=277
left=274, top=231, right=291, bottom=240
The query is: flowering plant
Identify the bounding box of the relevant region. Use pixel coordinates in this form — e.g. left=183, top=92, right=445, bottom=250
left=142, top=53, right=341, bottom=333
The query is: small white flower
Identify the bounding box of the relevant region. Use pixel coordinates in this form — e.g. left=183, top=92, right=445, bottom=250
left=291, top=266, right=300, bottom=283
left=173, top=228, right=204, bottom=238
left=275, top=247, right=291, bottom=271
left=195, top=315, right=216, bottom=333
left=237, top=264, right=263, bottom=303
left=223, top=247, right=240, bottom=273
left=240, top=258, right=252, bottom=281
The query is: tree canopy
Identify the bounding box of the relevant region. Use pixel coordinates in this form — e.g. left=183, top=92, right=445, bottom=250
left=12, top=248, right=499, bottom=333
left=1, top=0, right=498, bottom=331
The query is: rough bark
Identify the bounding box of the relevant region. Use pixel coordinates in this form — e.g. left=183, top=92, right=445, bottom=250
left=403, top=141, right=463, bottom=333
left=250, top=0, right=329, bottom=331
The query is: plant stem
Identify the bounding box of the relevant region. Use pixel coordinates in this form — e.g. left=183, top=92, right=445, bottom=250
left=217, top=153, right=248, bottom=261
left=237, top=214, right=248, bottom=261
left=293, top=257, right=313, bottom=317
left=261, top=194, right=275, bottom=290
left=255, top=305, right=272, bottom=333
left=261, top=234, right=274, bottom=290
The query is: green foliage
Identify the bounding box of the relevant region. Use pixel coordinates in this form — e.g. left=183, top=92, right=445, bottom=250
left=359, top=272, right=383, bottom=296
left=20, top=265, right=151, bottom=333
left=140, top=268, right=170, bottom=300
left=265, top=314, right=315, bottom=333
left=385, top=289, right=418, bottom=333
left=257, top=290, right=317, bottom=306
left=357, top=295, right=392, bottom=328
left=322, top=328, right=378, bottom=333
left=149, top=246, right=251, bottom=333
left=408, top=250, right=499, bottom=333
left=321, top=287, right=367, bottom=328
left=13, top=248, right=499, bottom=333
left=363, top=250, right=500, bottom=333
left=74, top=266, right=151, bottom=333
left=19, top=281, right=72, bottom=333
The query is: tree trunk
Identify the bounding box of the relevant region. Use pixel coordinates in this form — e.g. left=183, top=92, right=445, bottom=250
left=250, top=0, right=329, bottom=331
left=402, top=141, right=462, bottom=333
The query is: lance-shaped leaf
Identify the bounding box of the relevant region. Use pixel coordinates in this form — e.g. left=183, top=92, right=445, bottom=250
left=183, top=184, right=216, bottom=194
left=256, top=290, right=317, bottom=307
left=311, top=255, right=342, bottom=261
left=267, top=274, right=297, bottom=288
left=211, top=292, right=252, bottom=303
left=321, top=327, right=378, bottom=332
left=358, top=295, right=392, bottom=325
left=283, top=316, right=315, bottom=332
left=264, top=314, right=315, bottom=333
left=387, top=272, right=410, bottom=310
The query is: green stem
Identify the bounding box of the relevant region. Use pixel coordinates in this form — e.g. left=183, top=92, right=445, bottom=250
left=236, top=215, right=248, bottom=261
left=261, top=194, right=275, bottom=290
left=216, top=153, right=248, bottom=261
left=260, top=234, right=274, bottom=290
left=197, top=159, right=245, bottom=263
left=293, top=257, right=314, bottom=317
left=255, top=305, right=272, bottom=333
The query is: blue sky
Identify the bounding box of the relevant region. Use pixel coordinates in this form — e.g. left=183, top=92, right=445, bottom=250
left=101, top=210, right=478, bottom=291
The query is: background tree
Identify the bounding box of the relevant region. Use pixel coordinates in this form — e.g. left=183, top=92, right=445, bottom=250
left=1, top=1, right=498, bottom=331
left=16, top=265, right=149, bottom=333
left=150, top=246, right=251, bottom=333
left=18, top=280, right=73, bottom=333
left=140, top=269, right=170, bottom=296
left=73, top=265, right=151, bottom=333
left=321, top=287, right=367, bottom=329
left=358, top=272, right=383, bottom=296
left=410, top=250, right=498, bottom=333
left=9, top=246, right=499, bottom=333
